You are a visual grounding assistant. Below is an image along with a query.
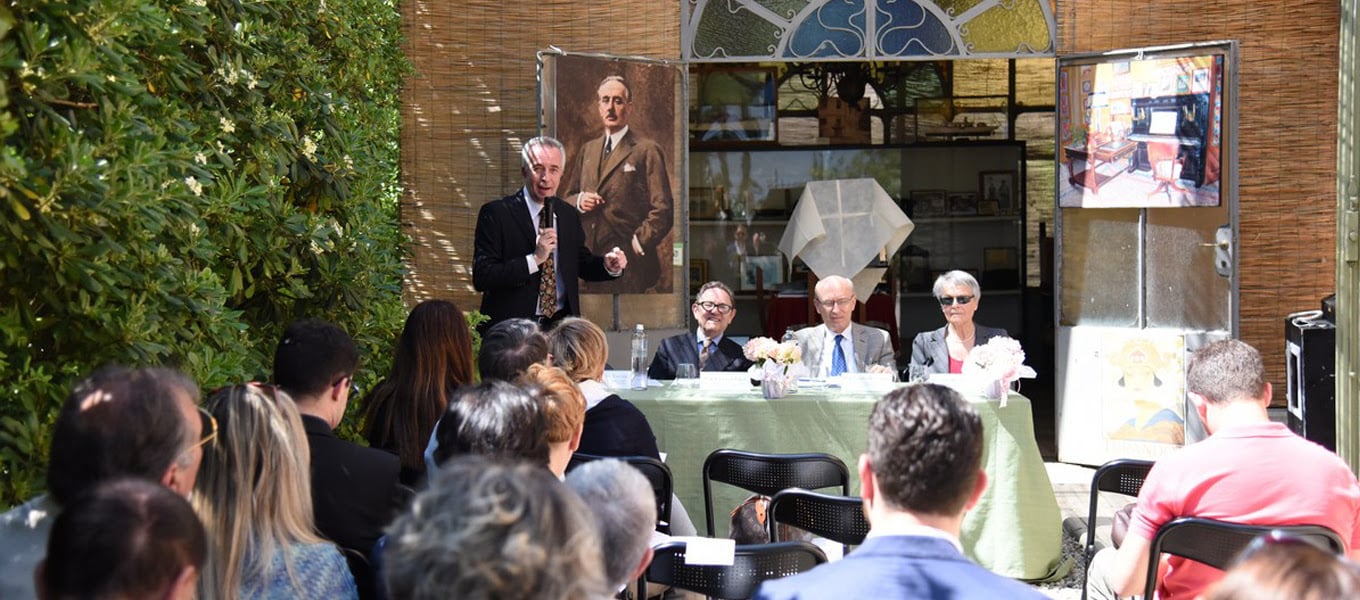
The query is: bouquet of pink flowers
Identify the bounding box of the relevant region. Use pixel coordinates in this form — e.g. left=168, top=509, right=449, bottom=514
left=743, top=337, right=802, bottom=367
left=962, top=336, right=1036, bottom=404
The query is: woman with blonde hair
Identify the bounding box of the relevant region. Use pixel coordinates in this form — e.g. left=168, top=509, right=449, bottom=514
left=363, top=299, right=476, bottom=486
left=194, top=384, right=356, bottom=599
left=547, top=317, right=659, bottom=459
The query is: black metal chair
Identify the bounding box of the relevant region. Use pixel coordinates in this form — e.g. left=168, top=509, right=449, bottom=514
left=767, top=488, right=869, bottom=555
left=701, top=449, right=850, bottom=537
left=568, top=452, right=673, bottom=533
left=1081, top=458, right=1154, bottom=600
left=1142, top=517, right=1346, bottom=599
left=641, top=540, right=827, bottom=600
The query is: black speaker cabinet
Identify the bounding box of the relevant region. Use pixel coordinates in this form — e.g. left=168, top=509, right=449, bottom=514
left=1285, top=310, right=1335, bottom=451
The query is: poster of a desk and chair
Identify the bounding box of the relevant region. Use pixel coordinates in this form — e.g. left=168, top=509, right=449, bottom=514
left=1058, top=50, right=1226, bottom=208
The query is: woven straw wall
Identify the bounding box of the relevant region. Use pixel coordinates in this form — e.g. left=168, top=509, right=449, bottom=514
left=1057, top=0, right=1340, bottom=397
left=399, top=0, right=680, bottom=313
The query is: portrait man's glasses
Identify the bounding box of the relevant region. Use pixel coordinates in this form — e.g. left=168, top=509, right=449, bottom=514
left=937, top=295, right=974, bottom=306
left=695, top=301, right=733, bottom=314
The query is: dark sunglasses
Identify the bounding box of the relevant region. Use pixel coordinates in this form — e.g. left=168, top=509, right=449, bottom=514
left=937, top=295, right=974, bottom=306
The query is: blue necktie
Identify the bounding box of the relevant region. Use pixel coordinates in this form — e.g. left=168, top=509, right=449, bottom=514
left=831, top=334, right=847, bottom=376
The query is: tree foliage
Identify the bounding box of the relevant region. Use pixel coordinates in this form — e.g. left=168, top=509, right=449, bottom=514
left=0, top=0, right=410, bottom=507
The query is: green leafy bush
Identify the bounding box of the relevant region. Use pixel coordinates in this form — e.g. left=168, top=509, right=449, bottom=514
left=0, top=0, right=410, bottom=508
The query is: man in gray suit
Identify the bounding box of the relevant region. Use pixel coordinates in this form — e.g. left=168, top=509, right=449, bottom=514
left=794, top=275, right=895, bottom=376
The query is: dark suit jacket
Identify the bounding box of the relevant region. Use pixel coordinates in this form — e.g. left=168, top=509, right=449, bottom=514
left=562, top=130, right=673, bottom=293
left=472, top=190, right=615, bottom=328
left=753, top=535, right=1047, bottom=600
left=302, top=415, right=411, bottom=558
left=908, top=324, right=1010, bottom=374
left=647, top=333, right=753, bottom=380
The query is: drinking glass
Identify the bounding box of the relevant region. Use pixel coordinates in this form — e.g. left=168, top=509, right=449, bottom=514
left=675, top=363, right=698, bottom=387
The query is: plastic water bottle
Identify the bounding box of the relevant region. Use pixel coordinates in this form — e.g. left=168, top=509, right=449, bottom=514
left=630, top=323, right=648, bottom=390
left=781, top=327, right=797, bottom=344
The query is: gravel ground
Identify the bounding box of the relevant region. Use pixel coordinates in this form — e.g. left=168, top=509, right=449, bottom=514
left=1034, top=526, right=1086, bottom=600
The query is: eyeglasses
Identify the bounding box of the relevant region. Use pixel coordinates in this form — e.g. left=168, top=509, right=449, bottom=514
left=1239, top=530, right=1337, bottom=562
left=332, top=374, right=360, bottom=397
left=694, top=301, right=734, bottom=314
left=937, top=295, right=974, bottom=306
left=817, top=297, right=855, bottom=310
left=186, top=405, right=217, bottom=453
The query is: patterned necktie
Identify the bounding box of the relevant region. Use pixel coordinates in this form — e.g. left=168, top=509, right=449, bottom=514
left=830, top=334, right=847, bottom=376
left=699, top=339, right=712, bottom=369
left=537, top=206, right=556, bottom=318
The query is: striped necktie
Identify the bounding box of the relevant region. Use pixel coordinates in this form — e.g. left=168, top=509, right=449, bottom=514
left=699, top=339, right=712, bottom=369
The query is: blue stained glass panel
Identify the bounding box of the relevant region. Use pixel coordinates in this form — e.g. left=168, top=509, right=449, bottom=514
left=875, top=0, right=956, bottom=57
left=786, top=0, right=867, bottom=58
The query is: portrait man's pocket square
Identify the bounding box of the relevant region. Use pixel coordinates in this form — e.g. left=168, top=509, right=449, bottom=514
left=623, top=163, right=637, bottom=172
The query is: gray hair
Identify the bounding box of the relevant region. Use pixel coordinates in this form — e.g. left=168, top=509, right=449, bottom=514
left=521, top=136, right=566, bottom=169
left=932, top=270, right=981, bottom=298
left=566, top=459, right=656, bottom=590
left=694, top=280, right=735, bottom=305
left=597, top=75, right=631, bottom=101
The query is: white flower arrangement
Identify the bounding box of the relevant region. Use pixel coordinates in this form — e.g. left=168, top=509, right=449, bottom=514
left=962, top=336, right=1037, bottom=405
left=743, top=336, right=802, bottom=365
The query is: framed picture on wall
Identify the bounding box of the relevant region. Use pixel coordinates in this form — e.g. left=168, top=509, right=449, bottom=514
left=978, top=170, right=1018, bottom=215
left=910, top=189, right=948, bottom=218
left=689, top=259, right=709, bottom=296
left=691, top=67, right=778, bottom=145
left=740, top=255, right=784, bottom=291
left=948, top=192, right=978, bottom=216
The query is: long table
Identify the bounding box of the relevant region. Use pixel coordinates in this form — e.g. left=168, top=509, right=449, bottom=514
left=625, top=382, right=1064, bottom=581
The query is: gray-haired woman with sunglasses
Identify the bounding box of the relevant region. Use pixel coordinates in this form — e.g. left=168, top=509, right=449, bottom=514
left=907, top=270, right=1009, bottom=376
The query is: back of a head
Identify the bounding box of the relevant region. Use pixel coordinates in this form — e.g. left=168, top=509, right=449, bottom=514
left=431, top=380, right=551, bottom=467
left=867, top=383, right=983, bottom=517
left=384, top=455, right=608, bottom=600
left=271, top=318, right=358, bottom=400
left=546, top=317, right=609, bottom=383
left=47, top=366, right=198, bottom=506
left=520, top=363, right=586, bottom=444
left=41, top=478, right=206, bottom=600
left=1186, top=339, right=1268, bottom=405
left=194, top=384, right=319, bottom=597
left=566, top=459, right=656, bottom=590
left=478, top=318, right=549, bottom=381
left=1203, top=539, right=1360, bottom=600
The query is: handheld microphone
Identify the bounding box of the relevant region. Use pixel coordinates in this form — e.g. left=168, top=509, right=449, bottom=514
left=542, top=196, right=555, bottom=228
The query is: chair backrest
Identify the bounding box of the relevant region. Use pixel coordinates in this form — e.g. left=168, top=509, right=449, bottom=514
left=567, top=452, right=674, bottom=534
left=1143, top=517, right=1347, bottom=599
left=642, top=540, right=827, bottom=600
left=767, top=488, right=870, bottom=552
left=1081, top=458, right=1154, bottom=600
left=702, top=449, right=850, bottom=536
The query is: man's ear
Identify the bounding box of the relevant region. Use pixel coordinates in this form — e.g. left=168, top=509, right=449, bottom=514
left=161, top=463, right=189, bottom=498
left=164, top=565, right=198, bottom=600
left=963, top=469, right=988, bottom=512
left=857, top=453, right=875, bottom=509
left=568, top=423, right=583, bottom=453
left=629, top=545, right=655, bottom=582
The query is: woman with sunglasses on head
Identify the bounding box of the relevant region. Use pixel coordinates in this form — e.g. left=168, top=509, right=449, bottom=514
left=193, top=384, right=357, bottom=600
left=908, top=270, right=1009, bottom=375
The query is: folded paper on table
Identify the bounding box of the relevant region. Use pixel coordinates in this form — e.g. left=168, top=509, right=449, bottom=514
left=699, top=371, right=753, bottom=391
left=603, top=370, right=662, bottom=390
left=777, top=178, right=915, bottom=301
left=670, top=536, right=736, bottom=566
left=830, top=372, right=896, bottom=394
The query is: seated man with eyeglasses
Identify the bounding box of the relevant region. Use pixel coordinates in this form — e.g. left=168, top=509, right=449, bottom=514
left=647, top=280, right=754, bottom=379
left=0, top=366, right=208, bottom=600
left=794, top=275, right=896, bottom=376
left=908, top=270, right=1009, bottom=375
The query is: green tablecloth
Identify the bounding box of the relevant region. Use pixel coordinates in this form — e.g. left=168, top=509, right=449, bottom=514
left=625, top=382, right=1064, bottom=580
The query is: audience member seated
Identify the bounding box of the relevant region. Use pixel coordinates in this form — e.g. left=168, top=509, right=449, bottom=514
left=1086, top=339, right=1360, bottom=600
left=547, top=317, right=660, bottom=459
left=754, top=384, right=1046, bottom=599
left=362, top=299, right=476, bottom=487
left=477, top=317, right=550, bottom=381
left=194, top=384, right=356, bottom=599
left=565, top=458, right=657, bottom=594
left=383, top=455, right=609, bottom=600
left=546, top=316, right=699, bottom=537
left=647, top=281, right=754, bottom=379
left=1203, top=533, right=1360, bottom=600
left=908, top=270, right=1008, bottom=375
left=273, top=319, right=411, bottom=598
left=428, top=380, right=551, bottom=469
left=0, top=366, right=205, bottom=600
left=37, top=478, right=206, bottom=600
left=794, top=275, right=895, bottom=376
left=520, top=363, right=586, bottom=478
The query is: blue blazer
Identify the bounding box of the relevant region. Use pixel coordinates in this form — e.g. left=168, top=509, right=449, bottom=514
left=753, top=535, right=1047, bottom=600
left=647, top=333, right=752, bottom=380
left=908, top=324, right=1009, bottom=375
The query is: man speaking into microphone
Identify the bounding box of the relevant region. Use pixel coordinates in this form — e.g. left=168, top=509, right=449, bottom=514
left=473, top=136, right=627, bottom=331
